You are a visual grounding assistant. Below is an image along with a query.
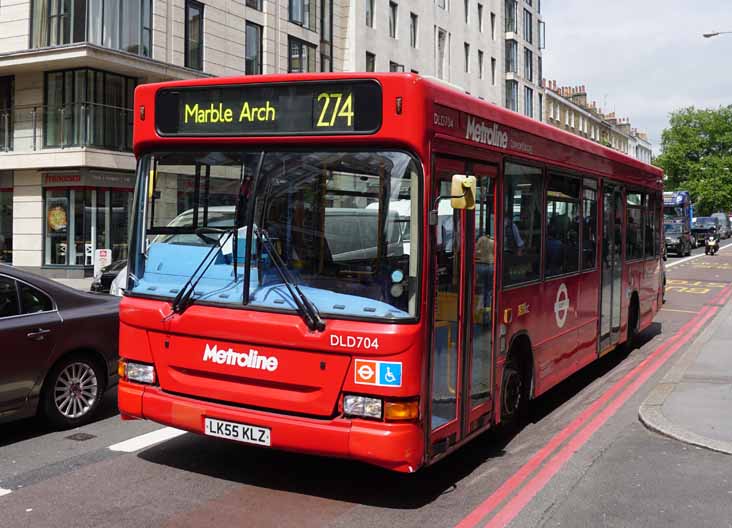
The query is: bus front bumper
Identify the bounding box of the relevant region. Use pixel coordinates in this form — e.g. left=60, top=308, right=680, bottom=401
left=118, top=381, right=424, bottom=473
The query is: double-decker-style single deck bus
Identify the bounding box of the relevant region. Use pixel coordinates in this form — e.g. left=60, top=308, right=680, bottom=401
left=118, top=73, right=664, bottom=472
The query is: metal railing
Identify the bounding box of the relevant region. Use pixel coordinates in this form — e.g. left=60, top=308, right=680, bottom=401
left=0, top=103, right=133, bottom=153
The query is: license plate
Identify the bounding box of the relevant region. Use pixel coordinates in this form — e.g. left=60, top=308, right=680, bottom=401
left=204, top=417, right=271, bottom=446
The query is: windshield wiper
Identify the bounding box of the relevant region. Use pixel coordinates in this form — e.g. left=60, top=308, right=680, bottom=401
left=166, top=230, right=233, bottom=317
left=254, top=228, right=326, bottom=332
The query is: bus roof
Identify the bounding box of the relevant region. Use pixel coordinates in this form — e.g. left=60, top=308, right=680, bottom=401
left=133, top=73, right=663, bottom=188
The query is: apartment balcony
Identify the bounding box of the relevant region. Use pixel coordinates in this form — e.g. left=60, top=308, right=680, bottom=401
left=0, top=43, right=208, bottom=83
left=0, top=103, right=135, bottom=171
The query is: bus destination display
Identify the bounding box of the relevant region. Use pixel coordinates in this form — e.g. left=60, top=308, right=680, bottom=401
left=156, top=81, right=382, bottom=136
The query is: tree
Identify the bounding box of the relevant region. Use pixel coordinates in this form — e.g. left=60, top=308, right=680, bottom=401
left=654, top=106, right=732, bottom=216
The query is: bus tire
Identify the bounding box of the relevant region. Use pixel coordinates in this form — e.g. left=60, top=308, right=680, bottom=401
left=501, top=343, right=531, bottom=430
left=627, top=295, right=640, bottom=349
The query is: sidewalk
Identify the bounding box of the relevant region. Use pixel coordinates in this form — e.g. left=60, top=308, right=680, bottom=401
left=639, top=289, right=732, bottom=455
left=53, top=277, right=94, bottom=291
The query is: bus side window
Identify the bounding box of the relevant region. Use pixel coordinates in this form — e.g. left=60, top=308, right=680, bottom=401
left=582, top=178, right=598, bottom=270
left=503, top=162, right=542, bottom=287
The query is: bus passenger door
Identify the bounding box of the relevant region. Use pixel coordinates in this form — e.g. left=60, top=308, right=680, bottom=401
left=599, top=184, right=624, bottom=353
left=462, top=164, right=496, bottom=436
left=428, top=158, right=496, bottom=457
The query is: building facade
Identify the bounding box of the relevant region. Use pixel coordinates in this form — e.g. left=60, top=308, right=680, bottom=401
left=0, top=0, right=543, bottom=275
left=543, top=81, right=653, bottom=163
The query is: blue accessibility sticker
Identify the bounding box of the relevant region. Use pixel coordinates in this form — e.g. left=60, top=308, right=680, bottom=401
left=378, top=362, right=402, bottom=387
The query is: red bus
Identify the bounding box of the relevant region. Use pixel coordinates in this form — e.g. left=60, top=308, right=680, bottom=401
left=118, top=73, right=664, bottom=472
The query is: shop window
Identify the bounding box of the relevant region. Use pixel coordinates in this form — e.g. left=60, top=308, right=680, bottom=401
left=44, top=186, right=132, bottom=267
left=503, top=162, right=542, bottom=286
left=545, top=173, right=580, bottom=278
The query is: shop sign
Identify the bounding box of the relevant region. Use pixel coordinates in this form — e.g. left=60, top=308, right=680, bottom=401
left=43, top=170, right=134, bottom=189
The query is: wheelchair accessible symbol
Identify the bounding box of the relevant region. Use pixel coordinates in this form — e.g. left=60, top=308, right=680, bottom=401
left=355, top=359, right=402, bottom=387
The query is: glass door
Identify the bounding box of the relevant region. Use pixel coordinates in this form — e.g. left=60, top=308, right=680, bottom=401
left=429, top=158, right=497, bottom=456
left=599, top=183, right=624, bottom=353
left=463, top=165, right=496, bottom=434
left=430, top=157, right=465, bottom=451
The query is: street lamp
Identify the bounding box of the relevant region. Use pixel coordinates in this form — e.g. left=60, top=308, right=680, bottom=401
left=703, top=31, right=732, bottom=38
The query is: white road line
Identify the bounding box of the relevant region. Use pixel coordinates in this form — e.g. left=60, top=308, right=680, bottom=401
left=0, top=488, right=12, bottom=497
left=666, top=241, right=732, bottom=268
left=108, top=427, right=187, bottom=453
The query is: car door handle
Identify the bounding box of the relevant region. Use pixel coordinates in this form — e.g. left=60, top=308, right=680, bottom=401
left=27, top=328, right=51, bottom=341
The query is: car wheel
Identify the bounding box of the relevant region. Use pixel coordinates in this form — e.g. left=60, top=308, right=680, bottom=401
left=41, top=355, right=105, bottom=429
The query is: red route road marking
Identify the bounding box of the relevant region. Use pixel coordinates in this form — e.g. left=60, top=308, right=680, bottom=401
left=456, top=284, right=731, bottom=528
left=484, top=303, right=719, bottom=528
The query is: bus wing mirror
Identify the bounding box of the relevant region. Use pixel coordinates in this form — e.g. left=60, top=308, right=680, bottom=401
left=450, top=175, right=476, bottom=210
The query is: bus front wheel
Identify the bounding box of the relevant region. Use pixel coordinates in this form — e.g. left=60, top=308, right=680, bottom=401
left=501, top=349, right=531, bottom=430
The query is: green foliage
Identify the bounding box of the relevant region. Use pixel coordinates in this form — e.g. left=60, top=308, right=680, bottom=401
left=654, top=106, right=732, bottom=216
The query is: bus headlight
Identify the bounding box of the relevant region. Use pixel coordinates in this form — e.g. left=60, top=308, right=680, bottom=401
left=119, top=359, right=157, bottom=385
left=343, top=395, right=382, bottom=419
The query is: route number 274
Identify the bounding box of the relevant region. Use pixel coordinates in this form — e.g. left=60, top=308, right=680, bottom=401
left=316, top=92, right=354, bottom=128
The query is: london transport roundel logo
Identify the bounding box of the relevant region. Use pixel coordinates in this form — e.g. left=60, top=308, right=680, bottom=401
left=358, top=363, right=375, bottom=382
left=554, top=283, right=570, bottom=329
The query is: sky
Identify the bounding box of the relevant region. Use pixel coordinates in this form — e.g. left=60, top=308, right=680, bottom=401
left=542, top=0, right=732, bottom=153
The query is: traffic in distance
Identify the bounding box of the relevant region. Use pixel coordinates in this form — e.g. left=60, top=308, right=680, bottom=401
left=662, top=190, right=732, bottom=258
left=111, top=73, right=666, bottom=473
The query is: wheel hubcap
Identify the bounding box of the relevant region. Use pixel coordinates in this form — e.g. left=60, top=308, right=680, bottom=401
left=54, top=362, right=98, bottom=419
left=503, top=369, right=522, bottom=417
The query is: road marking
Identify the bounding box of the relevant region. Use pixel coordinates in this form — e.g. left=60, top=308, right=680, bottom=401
left=666, top=241, right=732, bottom=268
left=455, top=284, right=731, bottom=528
left=108, top=427, right=186, bottom=453
left=660, top=308, right=700, bottom=314
left=0, top=488, right=11, bottom=497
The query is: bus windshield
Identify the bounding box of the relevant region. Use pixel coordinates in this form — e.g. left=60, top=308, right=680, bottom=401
left=130, top=150, right=420, bottom=321
left=664, top=223, right=682, bottom=235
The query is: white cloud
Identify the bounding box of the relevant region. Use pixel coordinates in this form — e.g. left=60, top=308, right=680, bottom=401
left=542, top=0, right=732, bottom=152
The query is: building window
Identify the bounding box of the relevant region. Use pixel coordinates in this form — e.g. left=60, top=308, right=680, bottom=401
left=0, top=175, right=11, bottom=263
left=505, top=39, right=517, bottom=73
left=246, top=0, right=263, bottom=9
left=505, top=80, right=518, bottom=111
left=491, top=56, right=496, bottom=85
left=245, top=22, right=263, bottom=75
left=366, top=0, right=374, bottom=27
left=524, top=47, right=533, bottom=81
left=539, top=20, right=546, bottom=49
left=185, top=0, right=204, bottom=70
left=464, top=43, right=470, bottom=72
left=437, top=0, right=447, bottom=9
left=505, top=0, right=517, bottom=32
left=538, top=55, right=542, bottom=85
left=31, top=0, right=152, bottom=57
left=477, top=3, right=484, bottom=31
left=538, top=93, right=543, bottom=122
left=290, top=0, right=316, bottom=30
left=389, top=2, right=398, bottom=38
left=288, top=36, right=316, bottom=72
left=321, top=0, right=333, bottom=71
left=410, top=13, right=418, bottom=48
left=436, top=28, right=448, bottom=79
left=44, top=185, right=133, bottom=267
left=389, top=61, right=404, bottom=72
left=0, top=77, right=12, bottom=152
left=478, top=50, right=484, bottom=79
left=365, top=51, right=376, bottom=72
left=524, top=86, right=533, bottom=118
left=523, top=8, right=532, bottom=44
left=490, top=11, right=496, bottom=39
left=464, top=0, right=469, bottom=24
left=44, top=68, right=136, bottom=151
